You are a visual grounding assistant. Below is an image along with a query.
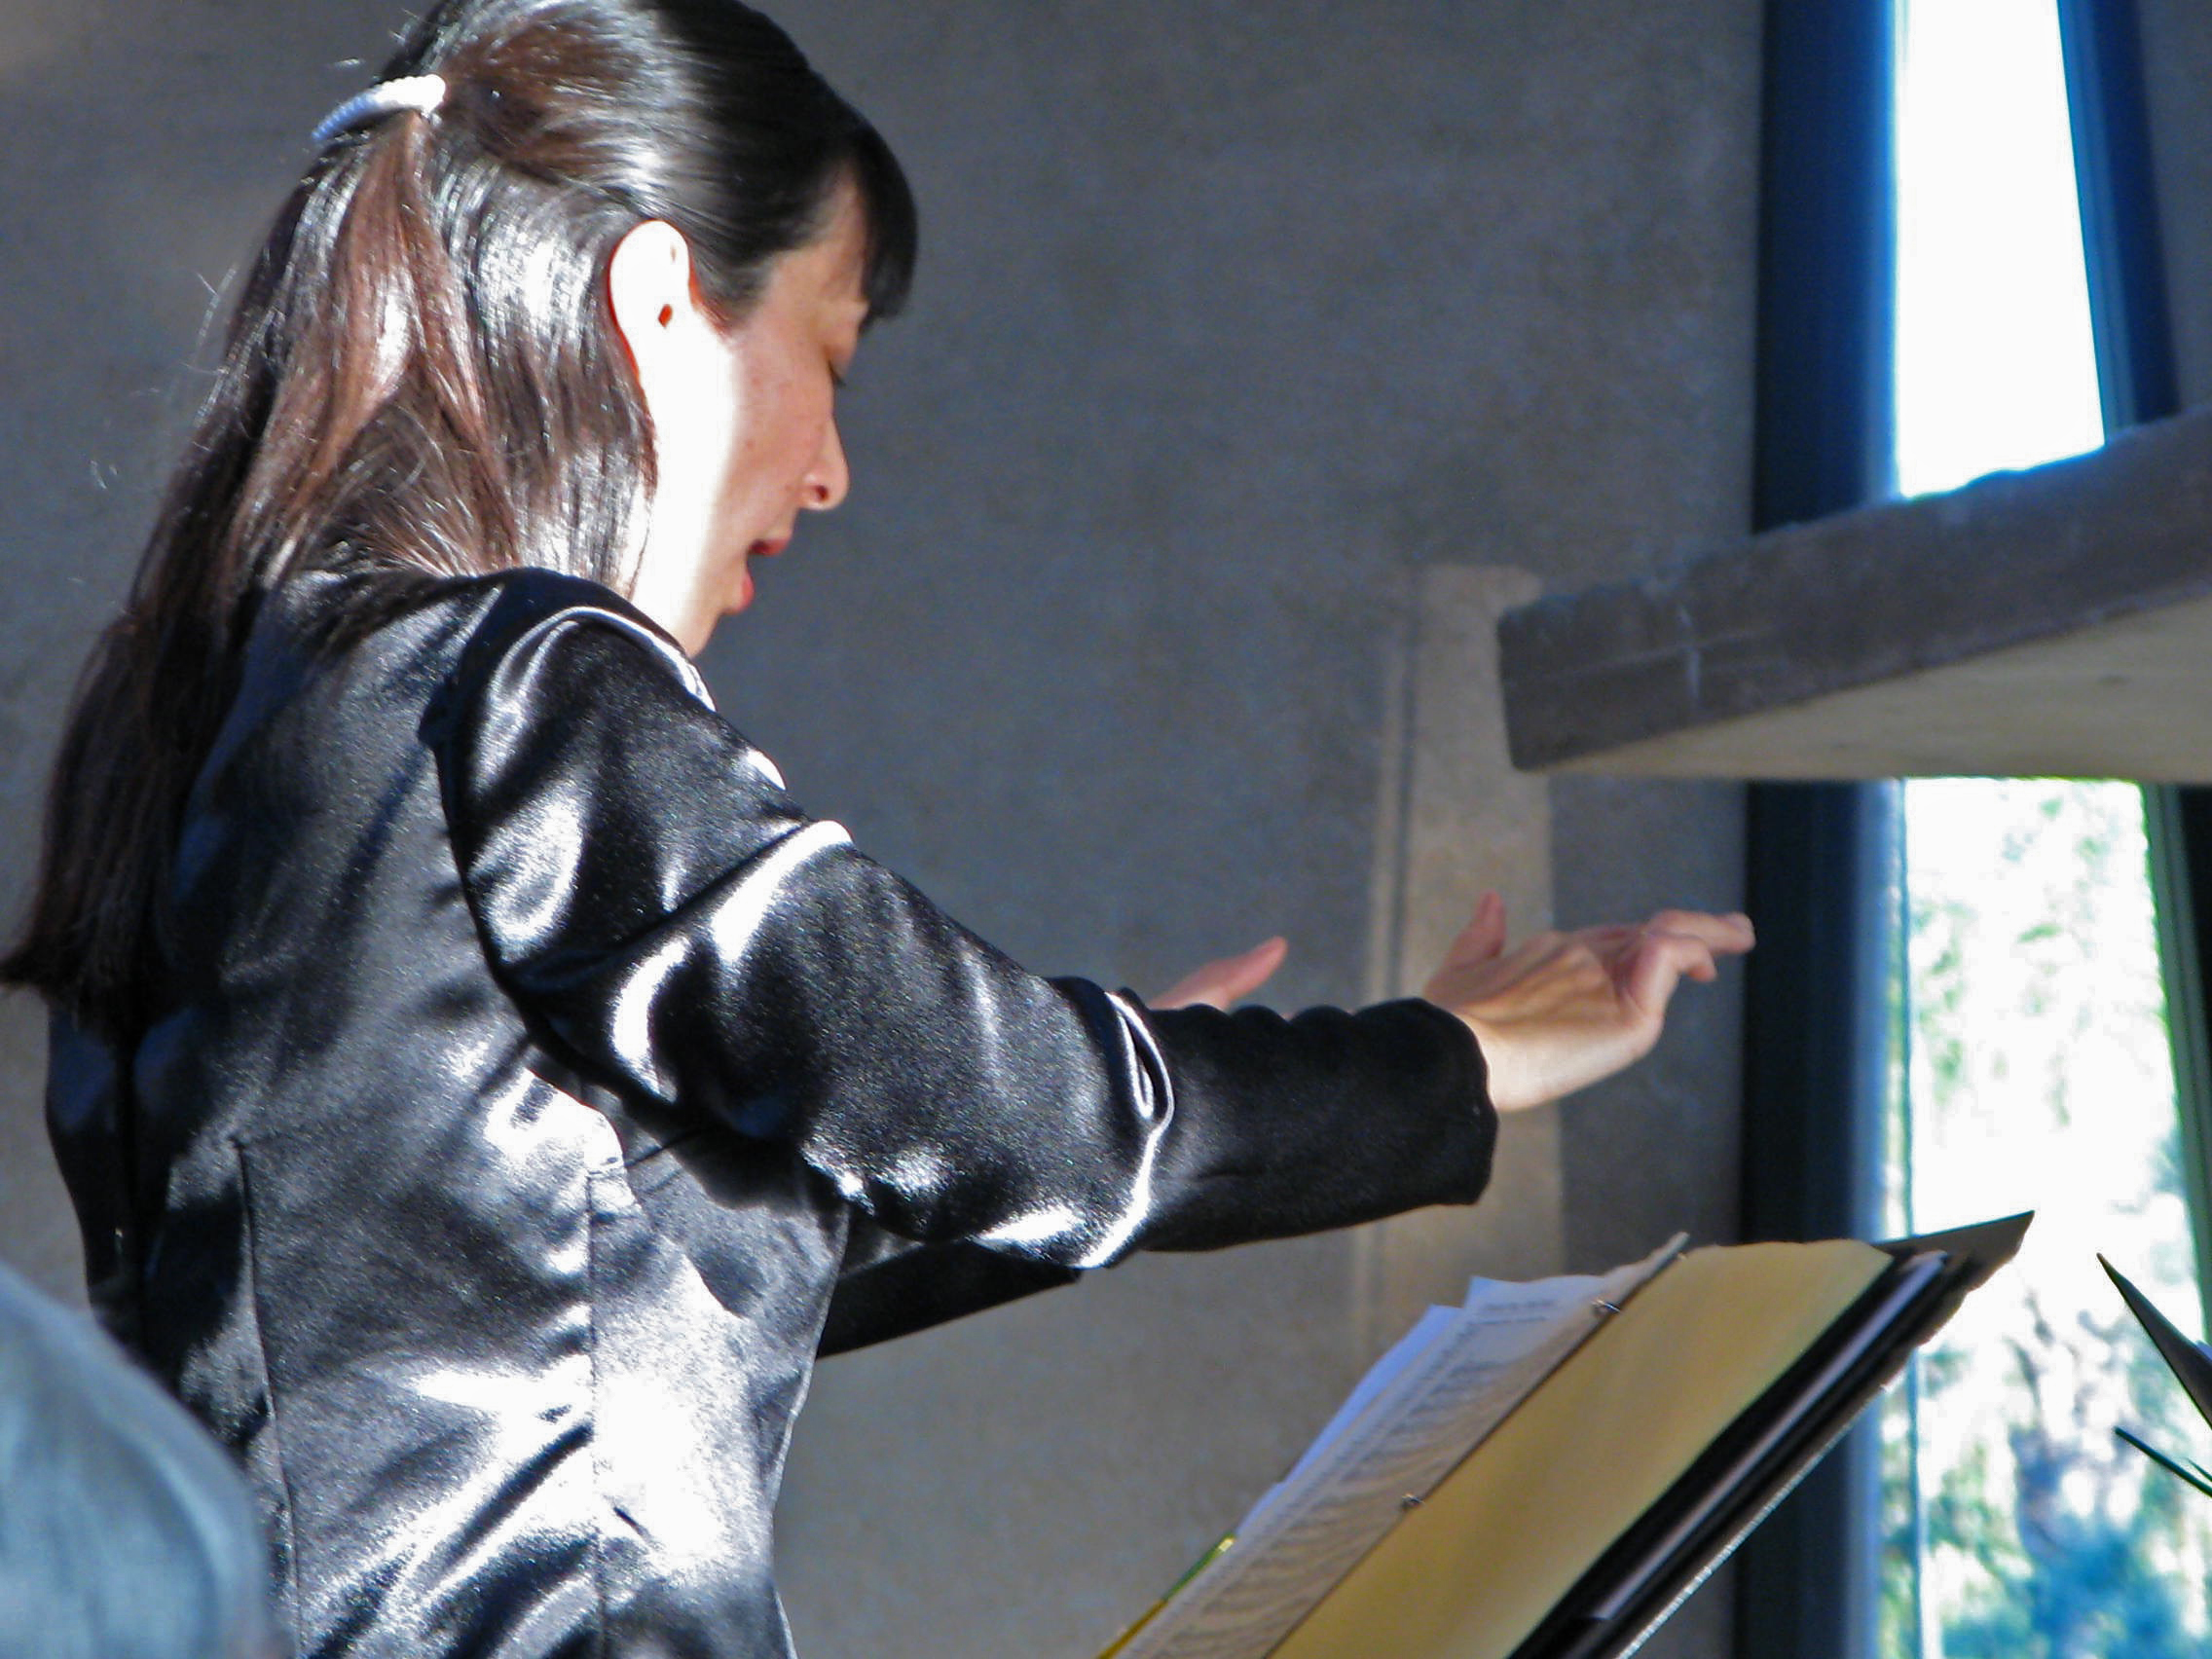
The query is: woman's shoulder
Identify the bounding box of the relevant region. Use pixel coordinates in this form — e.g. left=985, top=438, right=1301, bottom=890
left=207, top=566, right=716, bottom=804
left=271, top=563, right=705, bottom=705
left=447, top=568, right=705, bottom=697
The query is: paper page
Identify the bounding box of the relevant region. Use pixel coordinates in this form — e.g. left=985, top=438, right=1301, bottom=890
left=1270, top=1238, right=1891, bottom=1659
left=1244, top=1238, right=1685, bottom=1534
left=1115, top=1238, right=1683, bottom=1659
left=1239, top=1306, right=1462, bottom=1533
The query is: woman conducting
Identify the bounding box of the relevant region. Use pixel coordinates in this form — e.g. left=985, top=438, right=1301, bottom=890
left=4, top=1, right=1752, bottom=1654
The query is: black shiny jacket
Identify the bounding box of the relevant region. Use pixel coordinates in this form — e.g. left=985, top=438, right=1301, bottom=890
left=46, top=569, right=1495, bottom=1658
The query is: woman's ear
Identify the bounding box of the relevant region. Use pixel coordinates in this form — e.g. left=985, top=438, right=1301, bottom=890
left=605, top=218, right=740, bottom=645
left=607, top=219, right=716, bottom=401
left=606, top=217, right=741, bottom=529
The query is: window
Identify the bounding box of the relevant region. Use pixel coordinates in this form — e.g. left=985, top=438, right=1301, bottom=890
left=1878, top=3, right=2211, bottom=1653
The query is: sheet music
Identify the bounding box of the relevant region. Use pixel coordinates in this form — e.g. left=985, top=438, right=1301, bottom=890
left=1240, top=1306, right=1457, bottom=1529
left=1116, top=1236, right=1685, bottom=1659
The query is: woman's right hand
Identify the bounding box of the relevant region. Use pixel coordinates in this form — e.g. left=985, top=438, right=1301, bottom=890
left=1423, top=891, right=1754, bottom=1114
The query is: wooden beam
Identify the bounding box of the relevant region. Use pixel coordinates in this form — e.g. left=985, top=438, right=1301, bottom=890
left=1499, top=401, right=2212, bottom=779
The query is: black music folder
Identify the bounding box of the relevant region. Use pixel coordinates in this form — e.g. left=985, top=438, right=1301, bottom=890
left=1102, top=1214, right=2030, bottom=1659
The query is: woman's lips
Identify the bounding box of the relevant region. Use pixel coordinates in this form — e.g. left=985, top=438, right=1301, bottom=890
left=729, top=538, right=790, bottom=613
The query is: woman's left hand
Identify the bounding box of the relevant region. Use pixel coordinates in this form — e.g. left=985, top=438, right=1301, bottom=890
left=1424, top=892, right=1754, bottom=1112
left=1153, top=936, right=1290, bottom=1011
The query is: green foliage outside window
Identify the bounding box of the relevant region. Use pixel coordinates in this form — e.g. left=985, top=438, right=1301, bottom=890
left=1879, top=781, right=2211, bottom=1659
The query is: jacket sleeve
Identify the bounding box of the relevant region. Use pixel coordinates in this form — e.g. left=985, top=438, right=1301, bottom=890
left=816, top=1218, right=1078, bottom=1355
left=428, top=577, right=1496, bottom=1273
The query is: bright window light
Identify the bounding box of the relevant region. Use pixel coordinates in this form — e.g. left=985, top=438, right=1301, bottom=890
left=1895, top=0, right=2104, bottom=496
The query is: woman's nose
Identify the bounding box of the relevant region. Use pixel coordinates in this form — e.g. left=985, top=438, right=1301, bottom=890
left=804, top=420, right=850, bottom=511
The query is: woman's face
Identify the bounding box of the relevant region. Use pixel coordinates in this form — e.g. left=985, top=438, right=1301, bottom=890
left=622, top=186, right=870, bottom=653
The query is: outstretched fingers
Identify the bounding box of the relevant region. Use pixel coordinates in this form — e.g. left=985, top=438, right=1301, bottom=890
left=1447, top=905, right=1754, bottom=1111
left=1152, top=935, right=1289, bottom=1011
left=1649, top=909, right=1756, bottom=953
left=1440, top=889, right=1509, bottom=970
left=1621, top=911, right=1754, bottom=1015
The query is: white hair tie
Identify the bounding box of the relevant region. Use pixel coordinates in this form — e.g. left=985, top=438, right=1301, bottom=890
left=312, top=74, right=449, bottom=148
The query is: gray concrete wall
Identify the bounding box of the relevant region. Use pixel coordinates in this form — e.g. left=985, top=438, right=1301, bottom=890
left=0, top=3, right=1762, bottom=1656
